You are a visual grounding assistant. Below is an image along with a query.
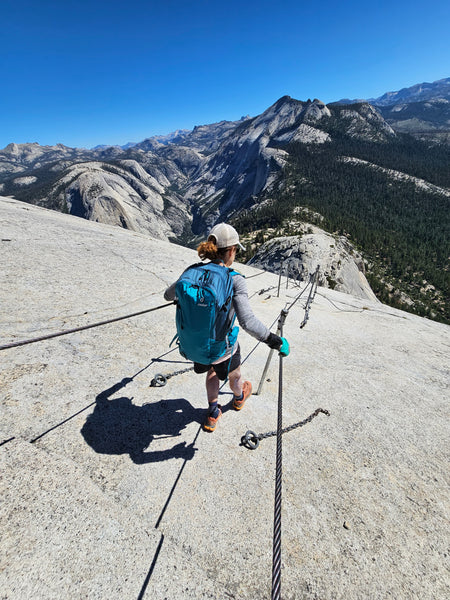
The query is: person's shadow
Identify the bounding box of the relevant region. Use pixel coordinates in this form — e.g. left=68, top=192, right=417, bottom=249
left=81, top=378, right=202, bottom=464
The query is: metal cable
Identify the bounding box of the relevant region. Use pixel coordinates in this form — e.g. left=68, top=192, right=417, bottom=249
left=244, top=270, right=265, bottom=279
left=150, top=366, right=195, bottom=387
left=316, top=291, right=366, bottom=313
left=300, top=267, right=320, bottom=328
left=248, top=285, right=278, bottom=300
left=255, top=278, right=313, bottom=396
left=271, top=311, right=287, bottom=600
left=239, top=266, right=325, bottom=598
left=288, top=267, right=317, bottom=314
left=0, top=302, right=175, bottom=351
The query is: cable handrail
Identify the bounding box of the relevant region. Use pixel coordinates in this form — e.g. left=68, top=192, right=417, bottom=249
left=0, top=302, right=175, bottom=351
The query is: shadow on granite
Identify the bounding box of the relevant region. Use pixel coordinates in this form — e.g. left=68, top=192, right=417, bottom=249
left=81, top=379, right=201, bottom=464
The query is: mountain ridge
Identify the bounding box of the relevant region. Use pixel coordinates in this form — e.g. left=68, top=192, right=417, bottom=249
left=1, top=83, right=449, bottom=323
left=337, top=77, right=450, bottom=106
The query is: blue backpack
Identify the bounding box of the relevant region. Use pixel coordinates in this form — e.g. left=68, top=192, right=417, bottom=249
left=174, top=262, right=239, bottom=364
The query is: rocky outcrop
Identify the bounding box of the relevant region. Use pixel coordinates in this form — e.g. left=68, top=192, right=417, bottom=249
left=61, top=161, right=188, bottom=239
left=135, top=118, right=247, bottom=154
left=0, top=142, right=92, bottom=175
left=377, top=99, right=450, bottom=143
left=248, top=227, right=378, bottom=301
left=335, top=104, right=396, bottom=141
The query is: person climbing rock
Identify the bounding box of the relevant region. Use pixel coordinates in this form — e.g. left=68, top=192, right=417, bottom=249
left=164, top=223, right=289, bottom=432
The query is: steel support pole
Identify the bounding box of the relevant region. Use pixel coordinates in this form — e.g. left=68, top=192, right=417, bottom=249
left=277, top=261, right=284, bottom=297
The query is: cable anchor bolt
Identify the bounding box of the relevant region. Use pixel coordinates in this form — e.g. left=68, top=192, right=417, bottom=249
left=150, top=373, right=168, bottom=387
left=241, top=430, right=260, bottom=450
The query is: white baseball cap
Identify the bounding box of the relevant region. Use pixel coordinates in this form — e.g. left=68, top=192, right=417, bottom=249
left=208, top=223, right=246, bottom=250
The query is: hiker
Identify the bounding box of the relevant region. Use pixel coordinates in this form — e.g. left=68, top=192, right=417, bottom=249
left=164, top=223, right=289, bottom=432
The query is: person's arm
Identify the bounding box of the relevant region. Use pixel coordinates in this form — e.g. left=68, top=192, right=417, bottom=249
left=164, top=281, right=177, bottom=301
left=164, top=263, right=201, bottom=301
left=232, top=275, right=270, bottom=341
left=233, top=275, right=289, bottom=355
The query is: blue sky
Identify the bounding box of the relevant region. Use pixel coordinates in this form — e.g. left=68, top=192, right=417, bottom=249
left=1, top=0, right=449, bottom=149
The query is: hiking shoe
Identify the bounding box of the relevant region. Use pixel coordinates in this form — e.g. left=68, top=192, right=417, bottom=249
left=233, top=381, right=252, bottom=411
left=203, top=406, right=222, bottom=432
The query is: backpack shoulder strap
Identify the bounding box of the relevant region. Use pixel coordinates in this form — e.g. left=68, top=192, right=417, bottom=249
left=228, top=268, right=244, bottom=278
left=184, top=261, right=209, bottom=272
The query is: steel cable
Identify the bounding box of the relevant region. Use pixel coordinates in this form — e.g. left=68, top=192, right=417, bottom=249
left=240, top=266, right=324, bottom=599
left=300, top=266, right=320, bottom=328
left=0, top=302, right=175, bottom=351
left=271, top=310, right=286, bottom=600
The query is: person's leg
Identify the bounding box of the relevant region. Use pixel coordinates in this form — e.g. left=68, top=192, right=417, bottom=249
left=228, top=360, right=252, bottom=411
left=211, top=345, right=251, bottom=410
left=228, top=365, right=243, bottom=397
left=213, top=345, right=243, bottom=396
left=205, top=367, right=220, bottom=408
left=203, top=367, right=222, bottom=432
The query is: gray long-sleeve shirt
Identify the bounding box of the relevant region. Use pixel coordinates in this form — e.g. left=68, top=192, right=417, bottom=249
left=164, top=265, right=270, bottom=355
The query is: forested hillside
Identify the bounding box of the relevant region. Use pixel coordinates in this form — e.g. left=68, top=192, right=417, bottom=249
left=235, top=133, right=450, bottom=323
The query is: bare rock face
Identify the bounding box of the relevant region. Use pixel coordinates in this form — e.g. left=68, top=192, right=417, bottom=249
left=60, top=161, right=188, bottom=239
left=338, top=104, right=396, bottom=141
left=248, top=228, right=378, bottom=301
left=183, top=98, right=333, bottom=229
left=1, top=197, right=449, bottom=600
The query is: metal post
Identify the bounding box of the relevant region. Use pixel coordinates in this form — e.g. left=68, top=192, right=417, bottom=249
left=277, top=261, right=284, bottom=297
left=255, top=347, right=276, bottom=396
left=300, top=266, right=320, bottom=329
left=255, top=309, right=287, bottom=396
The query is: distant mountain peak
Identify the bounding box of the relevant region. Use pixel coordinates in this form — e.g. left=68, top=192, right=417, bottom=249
left=336, top=77, right=450, bottom=107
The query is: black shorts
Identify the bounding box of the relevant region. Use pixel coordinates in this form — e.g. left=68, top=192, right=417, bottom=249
left=194, top=344, right=241, bottom=381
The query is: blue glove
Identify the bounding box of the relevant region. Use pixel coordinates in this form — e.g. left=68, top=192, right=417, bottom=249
left=279, top=337, right=290, bottom=357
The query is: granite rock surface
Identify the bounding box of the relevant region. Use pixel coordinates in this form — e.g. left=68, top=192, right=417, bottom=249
left=1, top=197, right=449, bottom=600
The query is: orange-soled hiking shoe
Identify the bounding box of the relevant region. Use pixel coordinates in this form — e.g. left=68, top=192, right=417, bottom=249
left=203, top=406, right=222, bottom=432
left=232, top=381, right=252, bottom=411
